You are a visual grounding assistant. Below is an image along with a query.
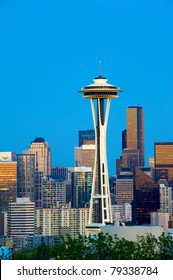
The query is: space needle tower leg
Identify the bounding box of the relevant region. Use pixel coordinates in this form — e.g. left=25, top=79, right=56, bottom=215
left=79, top=75, right=122, bottom=228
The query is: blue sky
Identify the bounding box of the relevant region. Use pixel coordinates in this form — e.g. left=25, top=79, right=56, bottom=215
left=0, top=0, right=173, bottom=175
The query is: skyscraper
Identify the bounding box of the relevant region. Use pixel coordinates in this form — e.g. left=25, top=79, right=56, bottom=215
left=42, top=175, right=66, bottom=208
left=158, top=179, right=172, bottom=216
left=8, top=197, right=35, bottom=236
left=78, top=130, right=95, bottom=146
left=71, top=167, right=93, bottom=208
left=79, top=75, right=122, bottom=225
left=17, top=154, right=35, bottom=201
left=0, top=156, right=17, bottom=211
left=27, top=137, right=51, bottom=175
left=122, top=129, right=127, bottom=149
left=116, top=173, right=134, bottom=204
left=121, top=148, right=139, bottom=169
left=0, top=153, right=17, bottom=236
left=132, top=167, right=160, bottom=225
left=126, top=106, right=144, bottom=166
left=154, top=142, right=173, bottom=188
left=75, top=144, right=95, bottom=170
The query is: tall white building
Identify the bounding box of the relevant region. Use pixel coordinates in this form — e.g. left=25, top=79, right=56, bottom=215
left=159, top=179, right=172, bottom=216
left=8, top=198, right=35, bottom=236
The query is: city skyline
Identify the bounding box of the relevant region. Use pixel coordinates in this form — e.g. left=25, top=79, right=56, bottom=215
left=0, top=0, right=173, bottom=175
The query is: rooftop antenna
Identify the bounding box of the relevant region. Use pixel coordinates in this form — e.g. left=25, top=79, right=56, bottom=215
left=99, top=60, right=102, bottom=76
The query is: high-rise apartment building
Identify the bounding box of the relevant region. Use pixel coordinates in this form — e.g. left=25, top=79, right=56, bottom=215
left=78, top=130, right=95, bottom=146
left=126, top=106, right=144, bottom=166
left=154, top=142, right=173, bottom=189
left=35, top=205, right=89, bottom=240
left=8, top=197, right=35, bottom=236
left=132, top=167, right=160, bottom=225
left=71, top=167, right=93, bottom=208
left=27, top=137, right=51, bottom=175
left=42, top=175, right=66, bottom=208
left=17, top=154, right=35, bottom=201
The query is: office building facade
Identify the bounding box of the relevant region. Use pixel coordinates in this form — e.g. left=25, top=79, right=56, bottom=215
left=78, top=130, right=95, bottom=146
left=158, top=179, right=172, bottom=216
left=71, top=167, right=93, bottom=208
left=126, top=106, right=144, bottom=166
left=17, top=154, right=35, bottom=201
left=27, top=137, right=51, bottom=175
left=116, top=173, right=134, bottom=204
left=8, top=198, right=35, bottom=236
left=75, top=144, right=95, bottom=170
left=42, top=175, right=66, bottom=208
left=154, top=142, right=173, bottom=188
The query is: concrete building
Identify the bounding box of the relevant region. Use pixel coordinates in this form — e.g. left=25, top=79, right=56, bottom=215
left=8, top=198, right=35, bottom=236
left=150, top=212, right=169, bottom=231
left=111, top=203, right=132, bottom=222
left=35, top=205, right=89, bottom=240
left=159, top=179, right=172, bottom=216
left=101, top=224, right=163, bottom=241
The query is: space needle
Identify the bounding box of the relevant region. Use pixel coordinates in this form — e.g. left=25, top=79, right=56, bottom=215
left=79, top=72, right=122, bottom=230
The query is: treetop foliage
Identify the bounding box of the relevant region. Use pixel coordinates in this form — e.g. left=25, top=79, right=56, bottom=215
left=14, top=232, right=173, bottom=260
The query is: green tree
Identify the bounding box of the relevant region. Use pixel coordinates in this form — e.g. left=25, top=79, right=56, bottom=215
left=133, top=234, right=160, bottom=260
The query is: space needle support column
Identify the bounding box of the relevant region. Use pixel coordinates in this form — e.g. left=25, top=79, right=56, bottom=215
left=79, top=75, right=122, bottom=227
left=89, top=98, right=97, bottom=224
left=97, top=97, right=112, bottom=224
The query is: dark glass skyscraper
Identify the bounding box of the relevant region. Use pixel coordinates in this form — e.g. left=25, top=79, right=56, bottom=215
left=17, top=154, right=36, bottom=201
left=132, top=167, right=160, bottom=225
left=78, top=130, right=95, bottom=146
left=127, top=106, right=144, bottom=166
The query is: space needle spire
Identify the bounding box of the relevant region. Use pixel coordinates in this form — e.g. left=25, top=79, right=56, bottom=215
left=79, top=73, right=122, bottom=228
